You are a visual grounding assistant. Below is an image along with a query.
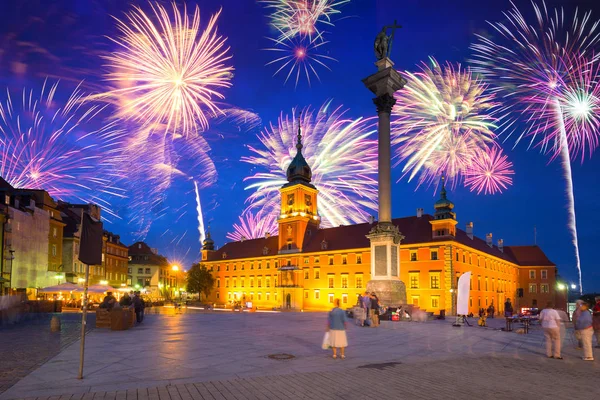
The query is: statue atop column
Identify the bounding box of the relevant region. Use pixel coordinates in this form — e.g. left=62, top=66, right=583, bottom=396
left=374, top=21, right=402, bottom=61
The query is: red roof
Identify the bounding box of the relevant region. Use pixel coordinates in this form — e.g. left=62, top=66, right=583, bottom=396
left=208, top=214, right=554, bottom=267
left=504, top=245, right=555, bottom=266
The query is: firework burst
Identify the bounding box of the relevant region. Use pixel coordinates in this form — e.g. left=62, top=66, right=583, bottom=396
left=242, top=101, right=378, bottom=231
left=392, top=59, right=502, bottom=190
left=470, top=0, right=600, bottom=293
left=0, top=80, right=124, bottom=215
left=101, top=1, right=233, bottom=137
left=265, top=35, right=335, bottom=87
left=227, top=210, right=277, bottom=242
left=464, top=147, right=515, bottom=195
left=260, top=0, right=349, bottom=42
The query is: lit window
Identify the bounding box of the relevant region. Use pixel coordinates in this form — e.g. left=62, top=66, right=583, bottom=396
left=529, top=270, right=536, bottom=279
left=431, top=251, right=438, bottom=260
left=314, top=269, right=320, bottom=279
left=357, top=255, right=362, bottom=264
left=51, top=245, right=57, bottom=256
left=328, top=293, right=334, bottom=304
left=217, top=280, right=220, bottom=288
left=430, top=272, right=440, bottom=289
left=431, top=296, right=440, bottom=308
left=540, top=284, right=549, bottom=293
left=233, top=279, right=237, bottom=287
left=342, top=294, right=348, bottom=304
left=342, top=255, right=347, bottom=265
left=258, top=279, right=262, bottom=288
left=529, top=284, right=537, bottom=293
left=341, top=275, right=348, bottom=289
left=328, top=275, right=334, bottom=289
left=250, top=279, right=254, bottom=288
left=356, top=275, right=363, bottom=288
left=541, top=270, right=547, bottom=279
left=266, top=293, right=270, bottom=301
left=304, top=291, right=308, bottom=299
left=328, top=256, right=333, bottom=265
left=266, top=278, right=270, bottom=288
left=304, top=270, right=309, bottom=279
left=226, top=279, right=229, bottom=288
left=314, top=290, right=320, bottom=300
left=410, top=252, right=417, bottom=262
left=409, top=272, right=419, bottom=289
left=304, top=258, right=309, bottom=264
left=258, top=293, right=261, bottom=301
left=241, top=279, right=245, bottom=288
left=53, top=227, right=57, bottom=238
left=478, top=277, right=481, bottom=290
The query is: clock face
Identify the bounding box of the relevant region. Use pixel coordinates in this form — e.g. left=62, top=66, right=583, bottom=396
left=287, top=194, right=294, bottom=205
left=305, top=194, right=312, bottom=206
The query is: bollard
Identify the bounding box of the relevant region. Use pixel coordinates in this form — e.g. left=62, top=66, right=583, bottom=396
left=50, top=315, right=61, bottom=332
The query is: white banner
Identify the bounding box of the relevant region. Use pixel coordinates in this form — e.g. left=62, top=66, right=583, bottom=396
left=456, top=271, right=471, bottom=316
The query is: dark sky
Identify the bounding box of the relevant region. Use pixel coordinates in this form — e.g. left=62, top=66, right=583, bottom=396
left=1, top=0, right=599, bottom=292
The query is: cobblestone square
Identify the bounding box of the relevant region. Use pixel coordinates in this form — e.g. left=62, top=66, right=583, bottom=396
left=1, top=310, right=598, bottom=400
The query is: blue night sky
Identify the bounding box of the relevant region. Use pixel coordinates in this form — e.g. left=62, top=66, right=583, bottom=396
left=1, top=0, right=599, bottom=291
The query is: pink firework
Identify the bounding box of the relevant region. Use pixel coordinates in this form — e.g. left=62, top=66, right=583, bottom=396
left=464, top=147, right=514, bottom=195
left=227, top=210, right=277, bottom=242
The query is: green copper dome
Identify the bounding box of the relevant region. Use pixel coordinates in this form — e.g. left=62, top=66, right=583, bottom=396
left=284, top=121, right=314, bottom=188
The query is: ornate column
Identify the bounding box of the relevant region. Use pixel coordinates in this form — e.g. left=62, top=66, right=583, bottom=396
left=362, top=55, right=407, bottom=306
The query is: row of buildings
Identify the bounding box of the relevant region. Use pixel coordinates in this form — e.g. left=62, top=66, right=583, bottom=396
left=0, top=178, right=183, bottom=299
left=200, top=133, right=562, bottom=314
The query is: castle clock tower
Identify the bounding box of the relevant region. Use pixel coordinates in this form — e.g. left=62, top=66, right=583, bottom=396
left=278, top=122, right=320, bottom=254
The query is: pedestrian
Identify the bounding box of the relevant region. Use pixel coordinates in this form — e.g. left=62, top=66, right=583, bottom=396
left=370, top=293, right=380, bottom=327
left=576, top=302, right=594, bottom=361
left=592, top=296, right=600, bottom=348
left=361, top=291, right=371, bottom=327
left=119, top=292, right=132, bottom=307
left=488, top=303, right=495, bottom=319
left=132, top=291, right=143, bottom=323
left=140, top=294, right=146, bottom=322
left=327, top=298, right=348, bottom=359
left=99, top=292, right=116, bottom=310
left=572, top=300, right=585, bottom=349
left=504, top=299, right=513, bottom=317
left=539, top=302, right=562, bottom=359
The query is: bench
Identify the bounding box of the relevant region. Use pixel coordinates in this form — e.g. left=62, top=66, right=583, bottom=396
left=95, top=308, right=136, bottom=330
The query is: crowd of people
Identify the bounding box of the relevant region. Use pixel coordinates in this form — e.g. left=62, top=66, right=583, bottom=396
left=98, top=291, right=146, bottom=323
left=540, top=296, right=600, bottom=362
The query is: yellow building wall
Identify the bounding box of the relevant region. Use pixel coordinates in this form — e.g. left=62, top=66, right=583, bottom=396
left=205, top=242, right=527, bottom=315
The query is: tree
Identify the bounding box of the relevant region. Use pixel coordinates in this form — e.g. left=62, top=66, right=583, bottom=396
left=186, top=263, right=215, bottom=301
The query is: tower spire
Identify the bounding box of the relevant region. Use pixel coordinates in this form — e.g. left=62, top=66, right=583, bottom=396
left=296, top=113, right=303, bottom=152
left=284, top=111, right=313, bottom=187
left=440, top=173, right=447, bottom=199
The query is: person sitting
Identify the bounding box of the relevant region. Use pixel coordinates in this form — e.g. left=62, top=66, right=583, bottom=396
left=99, top=292, right=116, bottom=310
left=120, top=293, right=133, bottom=307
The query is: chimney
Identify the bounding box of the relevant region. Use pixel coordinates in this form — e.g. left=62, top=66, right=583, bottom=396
left=265, top=232, right=271, bottom=239
left=498, top=239, right=504, bottom=252
left=417, top=208, right=424, bottom=218
left=486, top=233, right=493, bottom=248
left=368, top=215, right=375, bottom=224
left=466, top=222, right=473, bottom=240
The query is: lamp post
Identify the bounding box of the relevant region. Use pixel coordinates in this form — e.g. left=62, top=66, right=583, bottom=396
left=172, top=265, right=179, bottom=300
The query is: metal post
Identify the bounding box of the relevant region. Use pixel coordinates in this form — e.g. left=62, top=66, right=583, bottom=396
left=77, top=263, right=90, bottom=379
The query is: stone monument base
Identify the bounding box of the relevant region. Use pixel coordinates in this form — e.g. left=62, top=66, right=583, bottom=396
left=366, top=279, right=407, bottom=306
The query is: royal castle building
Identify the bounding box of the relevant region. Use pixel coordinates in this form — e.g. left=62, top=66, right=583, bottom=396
left=202, top=131, right=557, bottom=314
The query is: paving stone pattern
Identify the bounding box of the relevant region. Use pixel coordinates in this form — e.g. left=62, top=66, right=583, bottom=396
left=2, top=309, right=599, bottom=400
left=0, top=313, right=95, bottom=395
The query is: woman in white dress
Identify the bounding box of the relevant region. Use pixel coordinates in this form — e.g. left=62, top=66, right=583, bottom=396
left=327, top=298, right=348, bottom=359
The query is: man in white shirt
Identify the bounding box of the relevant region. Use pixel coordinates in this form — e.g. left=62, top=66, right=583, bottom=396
left=539, top=302, right=562, bottom=359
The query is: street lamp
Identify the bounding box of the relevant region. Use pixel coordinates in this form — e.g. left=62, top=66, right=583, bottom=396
left=172, top=265, right=179, bottom=300
left=570, top=284, right=577, bottom=290
left=55, top=274, right=65, bottom=284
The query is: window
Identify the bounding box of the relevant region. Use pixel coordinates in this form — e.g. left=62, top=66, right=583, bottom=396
left=541, top=270, right=548, bottom=279
left=410, top=252, right=417, bottom=262
left=250, top=293, right=254, bottom=301
left=342, top=255, right=347, bottom=265
left=529, top=270, right=536, bottom=279
left=241, top=279, right=245, bottom=288
left=304, top=258, right=309, bottom=264
left=250, top=278, right=254, bottom=288
left=267, top=262, right=270, bottom=269
left=241, top=264, right=245, bottom=270
left=328, top=293, right=334, bottom=304
left=52, top=245, right=57, bottom=256
left=529, top=284, right=537, bottom=293
left=478, top=276, right=481, bottom=290
left=304, top=269, right=309, bottom=279
left=145, top=268, right=151, bottom=274
left=314, top=257, right=319, bottom=264
left=328, top=256, right=333, bottom=265
left=217, top=266, right=220, bottom=272
left=228, top=292, right=232, bottom=300
left=456, top=252, right=459, bottom=261
left=258, top=279, right=262, bottom=288
left=540, top=284, right=549, bottom=293
left=128, top=268, right=132, bottom=274
left=462, top=255, right=466, bottom=263
left=53, top=227, right=57, bottom=238
left=305, top=291, right=309, bottom=299
left=226, top=279, right=229, bottom=288
left=287, top=243, right=292, bottom=251
left=314, top=269, right=320, bottom=279
left=431, top=296, right=440, bottom=308
left=431, top=251, right=438, bottom=260
left=138, top=268, right=143, bottom=274
left=266, top=278, right=270, bottom=288
left=357, top=255, right=362, bottom=264
left=258, top=263, right=262, bottom=270
left=341, top=275, right=348, bottom=289
left=315, top=290, right=320, bottom=300
left=328, top=275, right=334, bottom=289
left=275, top=262, right=278, bottom=268
left=217, top=279, right=220, bottom=288
left=430, top=272, right=440, bottom=289
left=470, top=297, right=473, bottom=307
left=251, top=263, right=254, bottom=270
left=266, top=293, right=270, bottom=301
left=411, top=296, right=419, bottom=306
left=226, top=265, right=230, bottom=271
left=356, top=275, right=363, bottom=288
left=409, top=272, right=419, bottom=289
left=233, top=279, right=237, bottom=287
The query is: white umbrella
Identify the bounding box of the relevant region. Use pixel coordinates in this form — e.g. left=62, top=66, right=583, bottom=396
left=40, top=282, right=78, bottom=292
left=73, top=284, right=114, bottom=294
